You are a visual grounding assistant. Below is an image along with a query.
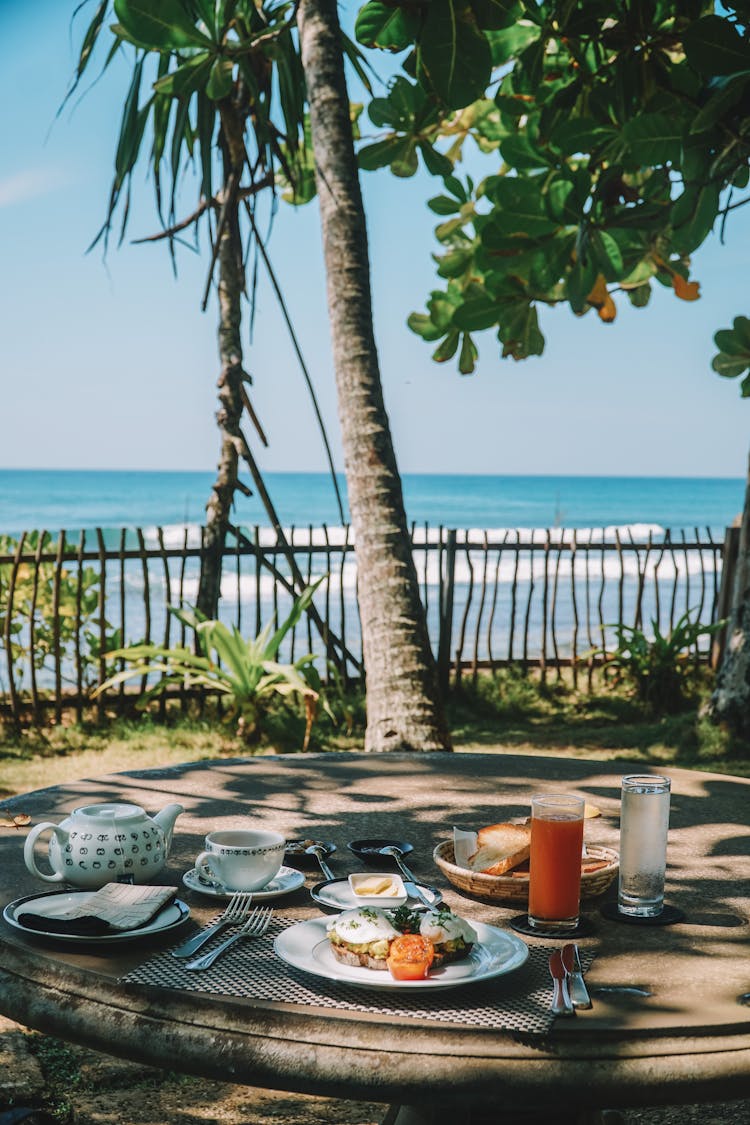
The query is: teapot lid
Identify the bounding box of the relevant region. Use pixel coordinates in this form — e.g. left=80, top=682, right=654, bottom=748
left=72, top=803, right=145, bottom=820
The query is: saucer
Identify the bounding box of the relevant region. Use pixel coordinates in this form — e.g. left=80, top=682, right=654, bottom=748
left=182, top=865, right=305, bottom=901
left=311, top=877, right=442, bottom=911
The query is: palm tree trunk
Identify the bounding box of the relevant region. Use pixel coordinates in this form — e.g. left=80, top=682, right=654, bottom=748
left=708, top=449, right=750, bottom=738
left=297, top=0, right=451, bottom=751
left=197, top=161, right=244, bottom=618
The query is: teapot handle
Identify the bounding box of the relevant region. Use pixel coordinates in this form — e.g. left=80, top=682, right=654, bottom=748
left=24, top=822, right=66, bottom=883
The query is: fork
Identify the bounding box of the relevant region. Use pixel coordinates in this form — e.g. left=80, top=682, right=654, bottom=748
left=183, top=907, right=273, bottom=971
left=170, top=891, right=254, bottom=959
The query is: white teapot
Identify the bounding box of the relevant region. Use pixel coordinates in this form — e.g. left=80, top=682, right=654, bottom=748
left=23, top=801, right=184, bottom=889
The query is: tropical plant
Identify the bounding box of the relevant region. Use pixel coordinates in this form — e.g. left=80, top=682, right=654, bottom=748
left=297, top=0, right=450, bottom=751
left=74, top=0, right=451, bottom=752
left=94, top=580, right=325, bottom=746
left=595, top=611, right=725, bottom=715
left=70, top=0, right=344, bottom=622
left=0, top=533, right=119, bottom=692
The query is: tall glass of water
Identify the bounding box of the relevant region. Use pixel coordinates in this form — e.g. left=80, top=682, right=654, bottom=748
left=618, top=775, right=671, bottom=917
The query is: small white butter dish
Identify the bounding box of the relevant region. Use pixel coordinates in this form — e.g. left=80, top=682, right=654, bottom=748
left=347, top=872, right=407, bottom=906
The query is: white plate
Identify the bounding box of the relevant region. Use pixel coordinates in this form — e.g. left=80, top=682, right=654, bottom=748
left=182, top=865, right=305, bottom=901
left=274, top=917, right=528, bottom=991
left=2, top=890, right=189, bottom=944
left=311, top=878, right=441, bottom=911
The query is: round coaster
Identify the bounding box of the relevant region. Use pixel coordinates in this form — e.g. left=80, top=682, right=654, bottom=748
left=508, top=913, right=596, bottom=939
left=600, top=902, right=685, bottom=926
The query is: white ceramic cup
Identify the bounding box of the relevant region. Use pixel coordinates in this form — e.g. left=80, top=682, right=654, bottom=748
left=195, top=830, right=285, bottom=892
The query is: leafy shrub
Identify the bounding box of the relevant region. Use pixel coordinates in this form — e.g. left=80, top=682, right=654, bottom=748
left=597, top=610, right=725, bottom=714
left=95, top=580, right=325, bottom=746
left=0, top=532, right=118, bottom=692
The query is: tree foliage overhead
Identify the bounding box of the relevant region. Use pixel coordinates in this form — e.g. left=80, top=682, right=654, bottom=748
left=353, top=0, right=750, bottom=387
left=75, top=0, right=313, bottom=254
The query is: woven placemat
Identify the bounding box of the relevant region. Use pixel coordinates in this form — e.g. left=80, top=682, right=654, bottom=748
left=122, top=915, right=592, bottom=1035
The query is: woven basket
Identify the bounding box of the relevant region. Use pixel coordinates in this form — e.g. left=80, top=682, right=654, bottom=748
left=432, top=839, right=619, bottom=907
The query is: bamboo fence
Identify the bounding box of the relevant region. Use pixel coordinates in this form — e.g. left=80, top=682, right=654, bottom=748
left=0, top=524, right=738, bottom=722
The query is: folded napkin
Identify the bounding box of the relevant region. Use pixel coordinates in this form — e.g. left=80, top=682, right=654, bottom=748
left=19, top=883, right=178, bottom=936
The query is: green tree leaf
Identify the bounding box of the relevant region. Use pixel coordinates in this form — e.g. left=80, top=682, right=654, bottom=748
left=358, top=136, right=408, bottom=170
left=432, top=329, right=461, bottom=361
left=621, top=113, right=683, bottom=166
left=153, top=53, right=213, bottom=98
left=485, top=175, right=556, bottom=237
left=436, top=246, right=474, bottom=278
left=712, top=353, right=750, bottom=379
left=627, top=283, right=651, bottom=309
left=428, top=194, right=462, bottom=216
left=671, top=183, right=720, bottom=254
left=468, top=0, right=520, bottom=32
left=487, top=21, right=540, bottom=66
left=418, top=141, right=453, bottom=176
left=417, top=0, right=493, bottom=110
left=690, top=71, right=750, bottom=133
left=113, top=0, right=212, bottom=50
left=458, top=331, right=478, bottom=373
left=453, top=295, right=498, bottom=330
left=683, top=14, right=749, bottom=76
left=408, top=312, right=445, bottom=341
left=498, top=300, right=544, bottom=359
left=499, top=133, right=550, bottom=170
left=206, top=58, right=234, bottom=100
left=355, top=2, right=418, bottom=51
left=391, top=139, right=419, bottom=177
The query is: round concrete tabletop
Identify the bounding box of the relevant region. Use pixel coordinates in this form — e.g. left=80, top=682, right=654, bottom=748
left=0, top=752, right=749, bottom=1120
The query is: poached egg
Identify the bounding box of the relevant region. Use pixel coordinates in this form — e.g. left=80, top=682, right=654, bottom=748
left=419, top=909, right=477, bottom=946
left=327, top=907, right=400, bottom=945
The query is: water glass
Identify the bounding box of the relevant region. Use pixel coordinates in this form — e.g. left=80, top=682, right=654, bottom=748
left=618, top=775, right=671, bottom=917
left=528, top=793, right=585, bottom=933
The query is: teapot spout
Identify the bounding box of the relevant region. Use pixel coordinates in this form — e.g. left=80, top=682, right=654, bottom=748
left=153, top=802, right=184, bottom=850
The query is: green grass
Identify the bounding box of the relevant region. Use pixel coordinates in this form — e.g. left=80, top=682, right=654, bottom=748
left=447, top=668, right=750, bottom=775
left=1, top=669, right=748, bottom=799
left=25, top=1033, right=81, bottom=1120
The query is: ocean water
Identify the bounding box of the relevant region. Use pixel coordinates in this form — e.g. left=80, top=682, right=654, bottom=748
left=0, top=468, right=745, bottom=538
left=1, top=469, right=742, bottom=684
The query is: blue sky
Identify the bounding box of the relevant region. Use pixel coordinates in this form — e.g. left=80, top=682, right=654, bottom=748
left=1, top=0, right=748, bottom=479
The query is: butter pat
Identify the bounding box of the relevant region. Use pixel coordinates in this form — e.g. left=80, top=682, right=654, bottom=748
left=347, top=872, right=407, bottom=906
left=354, top=877, right=398, bottom=896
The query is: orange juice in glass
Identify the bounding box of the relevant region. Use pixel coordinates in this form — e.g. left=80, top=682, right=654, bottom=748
left=528, top=793, right=585, bottom=932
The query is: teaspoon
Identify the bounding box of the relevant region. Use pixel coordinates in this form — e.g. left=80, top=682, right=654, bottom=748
left=305, top=843, right=336, bottom=881
left=378, top=845, right=433, bottom=909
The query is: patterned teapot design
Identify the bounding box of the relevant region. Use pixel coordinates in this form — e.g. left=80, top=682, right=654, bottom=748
left=23, top=802, right=184, bottom=889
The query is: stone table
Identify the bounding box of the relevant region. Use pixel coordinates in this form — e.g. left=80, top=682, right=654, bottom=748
left=0, top=752, right=749, bottom=1125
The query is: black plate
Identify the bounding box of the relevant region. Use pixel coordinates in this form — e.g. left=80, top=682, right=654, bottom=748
left=347, top=838, right=414, bottom=868
left=285, top=839, right=337, bottom=865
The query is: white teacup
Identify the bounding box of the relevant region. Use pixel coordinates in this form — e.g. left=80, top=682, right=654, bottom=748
left=195, top=830, right=286, bottom=892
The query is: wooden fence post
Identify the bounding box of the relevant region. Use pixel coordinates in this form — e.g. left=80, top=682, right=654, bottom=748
left=437, top=529, right=457, bottom=695
left=711, top=524, right=741, bottom=670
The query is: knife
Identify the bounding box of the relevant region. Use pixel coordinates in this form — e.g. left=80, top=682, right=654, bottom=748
left=562, top=942, right=592, bottom=1010
left=548, top=949, right=575, bottom=1017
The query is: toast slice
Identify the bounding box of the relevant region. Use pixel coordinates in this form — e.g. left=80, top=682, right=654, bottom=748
left=468, top=822, right=531, bottom=876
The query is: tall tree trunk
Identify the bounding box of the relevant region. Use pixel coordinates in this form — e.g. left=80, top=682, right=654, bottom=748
left=709, top=449, right=750, bottom=738
left=297, top=0, right=451, bottom=751
left=197, top=133, right=246, bottom=619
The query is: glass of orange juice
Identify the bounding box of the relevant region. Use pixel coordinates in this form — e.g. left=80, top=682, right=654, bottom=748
left=528, top=793, right=585, bottom=933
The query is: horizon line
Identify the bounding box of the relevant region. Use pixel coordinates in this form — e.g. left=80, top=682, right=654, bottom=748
left=0, top=466, right=745, bottom=483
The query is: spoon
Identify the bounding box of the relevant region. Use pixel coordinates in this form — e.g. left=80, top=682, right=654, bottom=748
left=305, top=843, right=336, bottom=881
left=378, top=845, right=433, bottom=909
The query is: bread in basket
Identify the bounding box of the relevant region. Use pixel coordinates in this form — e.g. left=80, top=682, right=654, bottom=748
left=432, top=838, right=618, bottom=907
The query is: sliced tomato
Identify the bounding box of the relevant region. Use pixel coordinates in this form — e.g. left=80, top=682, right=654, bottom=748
left=387, top=934, right=435, bottom=981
